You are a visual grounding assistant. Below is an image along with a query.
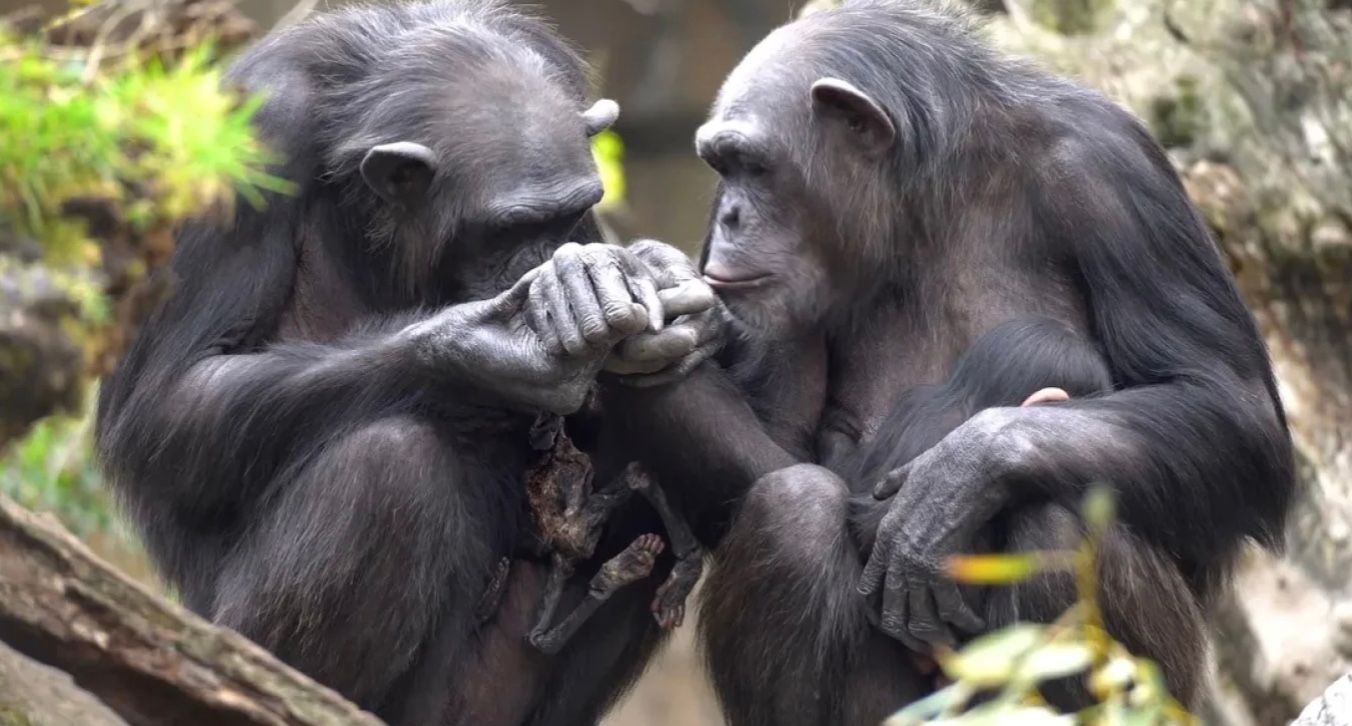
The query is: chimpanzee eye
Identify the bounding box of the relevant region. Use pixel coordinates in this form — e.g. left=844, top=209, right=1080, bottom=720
left=742, top=156, right=770, bottom=178
left=704, top=152, right=730, bottom=176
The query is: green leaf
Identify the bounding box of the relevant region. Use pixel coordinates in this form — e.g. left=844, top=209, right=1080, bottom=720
left=591, top=130, right=626, bottom=212
left=1082, top=485, right=1117, bottom=533
left=941, top=625, right=1044, bottom=686
left=1017, top=642, right=1093, bottom=681
left=946, top=551, right=1072, bottom=584
left=933, top=705, right=1073, bottom=726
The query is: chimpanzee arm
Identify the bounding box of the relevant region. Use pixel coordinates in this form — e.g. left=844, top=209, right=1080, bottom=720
left=600, top=363, right=798, bottom=545
left=860, top=124, right=1295, bottom=644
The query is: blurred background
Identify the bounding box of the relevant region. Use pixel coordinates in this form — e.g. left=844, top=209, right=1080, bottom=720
left=1, top=1, right=1348, bottom=724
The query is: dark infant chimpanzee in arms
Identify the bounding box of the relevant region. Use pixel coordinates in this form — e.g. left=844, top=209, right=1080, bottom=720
left=601, top=2, right=1295, bottom=723
left=96, top=3, right=722, bottom=725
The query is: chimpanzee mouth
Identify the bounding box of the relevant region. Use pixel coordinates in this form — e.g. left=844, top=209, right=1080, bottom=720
left=702, top=270, right=774, bottom=292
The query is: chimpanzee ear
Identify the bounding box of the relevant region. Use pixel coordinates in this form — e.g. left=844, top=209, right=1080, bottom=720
left=810, top=78, right=896, bottom=155
left=360, top=142, right=437, bottom=206
left=583, top=99, right=620, bottom=137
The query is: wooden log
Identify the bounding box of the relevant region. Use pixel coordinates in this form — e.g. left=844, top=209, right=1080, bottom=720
left=0, top=494, right=383, bottom=726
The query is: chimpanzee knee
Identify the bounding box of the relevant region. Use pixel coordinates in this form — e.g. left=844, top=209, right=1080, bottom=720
left=701, top=464, right=917, bottom=725
left=734, top=463, right=851, bottom=560
left=214, top=416, right=492, bottom=708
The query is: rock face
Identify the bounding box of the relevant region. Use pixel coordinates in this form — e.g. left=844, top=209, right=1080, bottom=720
left=979, top=0, right=1352, bottom=722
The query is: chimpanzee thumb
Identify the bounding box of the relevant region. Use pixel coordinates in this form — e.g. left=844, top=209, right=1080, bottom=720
left=873, top=463, right=911, bottom=499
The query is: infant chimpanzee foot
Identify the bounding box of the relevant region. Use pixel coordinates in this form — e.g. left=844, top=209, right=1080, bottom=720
left=594, top=533, right=665, bottom=592
left=651, top=554, right=702, bottom=629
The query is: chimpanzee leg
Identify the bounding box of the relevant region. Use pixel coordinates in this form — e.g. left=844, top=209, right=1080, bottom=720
left=628, top=468, right=705, bottom=629
left=700, top=464, right=930, bottom=726
left=528, top=535, right=665, bottom=654
left=212, top=416, right=496, bottom=714
left=990, top=502, right=1207, bottom=708
left=521, top=505, right=672, bottom=725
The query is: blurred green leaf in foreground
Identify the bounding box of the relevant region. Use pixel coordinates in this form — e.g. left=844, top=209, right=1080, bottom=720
left=887, top=488, right=1196, bottom=726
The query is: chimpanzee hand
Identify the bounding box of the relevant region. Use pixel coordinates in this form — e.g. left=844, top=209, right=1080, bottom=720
left=525, top=241, right=665, bottom=357
left=603, top=239, right=724, bottom=387
left=405, top=242, right=666, bottom=414
left=857, top=409, right=1024, bottom=651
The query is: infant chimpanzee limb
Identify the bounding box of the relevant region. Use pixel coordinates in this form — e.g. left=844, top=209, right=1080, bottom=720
left=844, top=316, right=1114, bottom=553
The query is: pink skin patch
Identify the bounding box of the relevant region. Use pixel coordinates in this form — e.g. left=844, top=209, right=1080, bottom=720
left=1020, top=387, right=1070, bottom=407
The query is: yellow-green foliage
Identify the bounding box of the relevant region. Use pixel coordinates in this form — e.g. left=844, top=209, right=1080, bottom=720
left=887, top=489, right=1196, bottom=726
left=592, top=129, right=627, bottom=214
left=0, top=32, right=287, bottom=260
left=0, top=15, right=281, bottom=535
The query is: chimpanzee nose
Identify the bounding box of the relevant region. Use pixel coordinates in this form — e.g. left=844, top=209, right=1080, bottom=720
left=720, top=204, right=741, bottom=230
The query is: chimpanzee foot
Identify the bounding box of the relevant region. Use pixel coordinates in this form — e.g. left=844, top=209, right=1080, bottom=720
left=594, top=533, right=664, bottom=592
left=651, top=553, right=702, bottom=629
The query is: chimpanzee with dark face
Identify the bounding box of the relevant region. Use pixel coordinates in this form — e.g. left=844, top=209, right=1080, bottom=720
left=96, top=3, right=721, bottom=724
left=600, top=2, right=1295, bottom=722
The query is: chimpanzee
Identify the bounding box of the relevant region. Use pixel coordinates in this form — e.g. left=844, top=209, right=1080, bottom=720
left=96, top=3, right=720, bottom=724
left=598, top=1, right=1295, bottom=723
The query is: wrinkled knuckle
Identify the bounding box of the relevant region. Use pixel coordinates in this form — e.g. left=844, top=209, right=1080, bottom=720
left=603, top=301, right=638, bottom=325
left=579, top=317, right=610, bottom=343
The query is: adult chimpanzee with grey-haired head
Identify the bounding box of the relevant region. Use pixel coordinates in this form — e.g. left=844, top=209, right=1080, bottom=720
left=601, top=1, right=1295, bottom=722
left=97, top=2, right=721, bottom=724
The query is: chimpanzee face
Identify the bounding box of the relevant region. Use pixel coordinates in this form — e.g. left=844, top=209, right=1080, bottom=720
left=358, top=64, right=617, bottom=302
left=696, top=34, right=896, bottom=339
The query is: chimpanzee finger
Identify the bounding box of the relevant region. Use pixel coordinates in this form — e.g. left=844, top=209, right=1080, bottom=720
left=874, top=462, right=912, bottom=500
left=908, top=587, right=956, bottom=647
left=585, top=253, right=647, bottom=336
left=613, top=325, right=698, bottom=363
left=603, top=355, right=669, bottom=376
left=882, top=578, right=926, bottom=652
left=555, top=245, right=610, bottom=347
left=657, top=280, right=716, bottom=319
left=858, top=538, right=890, bottom=599
left=489, top=266, right=539, bottom=316
left=540, top=266, right=586, bottom=357
left=935, top=582, right=986, bottom=634
left=615, top=339, right=719, bottom=388
left=526, top=280, right=559, bottom=354
left=617, top=253, right=665, bottom=332
left=523, top=269, right=564, bottom=356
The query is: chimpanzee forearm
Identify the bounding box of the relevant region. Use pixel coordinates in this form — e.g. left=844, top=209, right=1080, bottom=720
left=601, top=364, right=797, bottom=545
left=101, top=322, right=475, bottom=520
left=968, top=379, right=1291, bottom=564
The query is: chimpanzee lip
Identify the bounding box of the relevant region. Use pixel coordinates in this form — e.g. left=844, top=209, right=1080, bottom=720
left=702, top=270, right=773, bottom=290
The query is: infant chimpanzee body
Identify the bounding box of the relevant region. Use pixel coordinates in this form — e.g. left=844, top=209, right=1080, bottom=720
left=844, top=316, right=1114, bottom=555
